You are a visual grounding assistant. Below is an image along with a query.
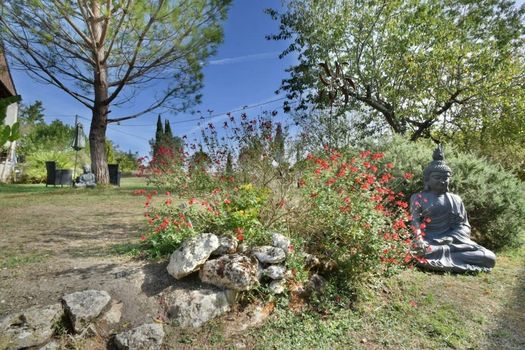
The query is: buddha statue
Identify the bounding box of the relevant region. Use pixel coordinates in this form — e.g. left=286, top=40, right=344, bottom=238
left=75, top=164, right=96, bottom=188
left=410, top=145, right=496, bottom=272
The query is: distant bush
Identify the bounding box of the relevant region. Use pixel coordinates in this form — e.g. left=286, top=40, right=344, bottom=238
left=374, top=137, right=525, bottom=251
left=22, top=150, right=75, bottom=183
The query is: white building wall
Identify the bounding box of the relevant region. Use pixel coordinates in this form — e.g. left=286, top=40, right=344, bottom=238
left=0, top=102, right=19, bottom=182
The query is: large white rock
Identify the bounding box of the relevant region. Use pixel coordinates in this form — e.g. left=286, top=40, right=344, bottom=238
left=166, top=233, right=219, bottom=279
left=114, top=323, right=165, bottom=350
left=200, top=254, right=259, bottom=291
left=61, top=289, right=111, bottom=333
left=166, top=288, right=236, bottom=328
left=0, top=303, right=62, bottom=350
left=252, top=246, right=286, bottom=264
left=271, top=233, right=292, bottom=254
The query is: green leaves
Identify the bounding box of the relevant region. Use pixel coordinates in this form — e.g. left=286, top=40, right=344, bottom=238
left=271, top=0, right=525, bottom=141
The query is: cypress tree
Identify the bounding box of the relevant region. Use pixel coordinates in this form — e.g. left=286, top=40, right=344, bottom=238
left=153, top=115, right=164, bottom=158
left=164, top=119, right=173, bottom=139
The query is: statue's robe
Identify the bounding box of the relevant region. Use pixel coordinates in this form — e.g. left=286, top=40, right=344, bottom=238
left=410, top=191, right=496, bottom=272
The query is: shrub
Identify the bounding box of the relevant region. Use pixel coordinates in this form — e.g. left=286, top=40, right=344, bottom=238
left=138, top=183, right=285, bottom=257
left=374, top=136, right=525, bottom=250
left=294, top=147, right=416, bottom=289
left=22, top=150, right=76, bottom=183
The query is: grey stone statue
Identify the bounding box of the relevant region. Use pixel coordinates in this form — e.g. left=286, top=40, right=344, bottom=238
left=410, top=145, right=496, bottom=272
left=75, top=164, right=96, bottom=188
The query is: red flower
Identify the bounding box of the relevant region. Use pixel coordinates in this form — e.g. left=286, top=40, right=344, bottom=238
left=408, top=300, right=417, bottom=308
left=140, top=234, right=146, bottom=241
left=360, top=150, right=371, bottom=159
left=395, top=200, right=408, bottom=209
left=165, top=199, right=172, bottom=206
left=386, top=162, right=394, bottom=169
left=224, top=199, right=231, bottom=205
left=188, top=197, right=197, bottom=205
left=371, top=152, right=384, bottom=160
left=165, top=191, right=171, bottom=196
left=403, top=172, right=414, bottom=180
left=234, top=227, right=244, bottom=241
left=325, top=178, right=336, bottom=186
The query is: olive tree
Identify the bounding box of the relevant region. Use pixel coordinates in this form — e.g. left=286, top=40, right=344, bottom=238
left=268, top=0, right=525, bottom=142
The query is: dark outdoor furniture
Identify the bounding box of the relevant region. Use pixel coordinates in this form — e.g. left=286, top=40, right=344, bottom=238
left=45, top=161, right=72, bottom=187
left=108, top=163, right=121, bottom=186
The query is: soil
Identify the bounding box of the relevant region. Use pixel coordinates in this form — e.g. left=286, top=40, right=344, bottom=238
left=0, top=186, right=271, bottom=349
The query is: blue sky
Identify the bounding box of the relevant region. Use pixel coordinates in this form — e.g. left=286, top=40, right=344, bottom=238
left=10, top=0, right=295, bottom=156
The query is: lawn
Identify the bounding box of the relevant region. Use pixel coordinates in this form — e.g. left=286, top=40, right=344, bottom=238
left=0, top=179, right=523, bottom=349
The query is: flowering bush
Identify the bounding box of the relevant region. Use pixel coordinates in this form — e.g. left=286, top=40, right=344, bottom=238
left=295, top=147, right=417, bottom=287
left=137, top=183, right=285, bottom=257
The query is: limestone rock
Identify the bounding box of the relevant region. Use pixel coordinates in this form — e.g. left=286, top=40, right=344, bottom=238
left=262, top=265, right=287, bottom=280
left=62, top=289, right=111, bottom=333
left=252, top=246, right=286, bottom=264
left=271, top=233, right=291, bottom=254
left=39, top=341, right=60, bottom=350
left=166, top=288, right=235, bottom=328
left=166, top=233, right=219, bottom=279
left=0, top=303, right=62, bottom=350
left=212, top=235, right=238, bottom=256
left=269, top=279, right=287, bottom=294
left=114, top=323, right=164, bottom=350
left=200, top=254, right=259, bottom=291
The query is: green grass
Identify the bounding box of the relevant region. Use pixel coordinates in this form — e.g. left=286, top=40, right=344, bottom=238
left=0, top=252, right=51, bottom=269
left=0, top=176, right=150, bottom=194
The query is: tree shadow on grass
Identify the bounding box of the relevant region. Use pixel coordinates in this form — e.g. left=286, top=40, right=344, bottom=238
left=484, top=265, right=525, bottom=349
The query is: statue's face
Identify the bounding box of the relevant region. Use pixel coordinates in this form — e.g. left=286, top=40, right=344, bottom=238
left=428, top=171, right=451, bottom=195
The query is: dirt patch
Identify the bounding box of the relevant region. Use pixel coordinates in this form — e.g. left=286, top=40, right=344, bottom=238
left=0, top=189, right=180, bottom=331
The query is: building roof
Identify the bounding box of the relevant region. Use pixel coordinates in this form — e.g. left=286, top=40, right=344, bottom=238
left=0, top=49, right=17, bottom=98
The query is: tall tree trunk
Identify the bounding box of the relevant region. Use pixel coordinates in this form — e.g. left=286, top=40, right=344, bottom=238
left=89, top=0, right=109, bottom=184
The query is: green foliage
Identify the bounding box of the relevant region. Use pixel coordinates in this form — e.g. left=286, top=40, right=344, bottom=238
left=17, top=119, right=77, bottom=156
left=0, top=96, right=22, bottom=146
left=269, top=0, right=525, bottom=141
left=139, top=183, right=275, bottom=257
left=296, top=147, right=414, bottom=289
left=23, top=149, right=75, bottom=183
left=375, top=136, right=525, bottom=250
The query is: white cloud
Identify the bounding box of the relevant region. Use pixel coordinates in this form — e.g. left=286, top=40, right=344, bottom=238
left=209, top=52, right=279, bottom=65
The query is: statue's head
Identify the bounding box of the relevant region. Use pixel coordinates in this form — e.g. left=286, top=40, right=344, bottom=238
left=423, top=145, right=452, bottom=194
left=83, top=164, right=91, bottom=174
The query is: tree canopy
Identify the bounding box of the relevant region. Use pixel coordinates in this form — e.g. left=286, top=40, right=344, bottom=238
left=269, top=0, right=525, bottom=142
left=1, top=0, right=231, bottom=183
